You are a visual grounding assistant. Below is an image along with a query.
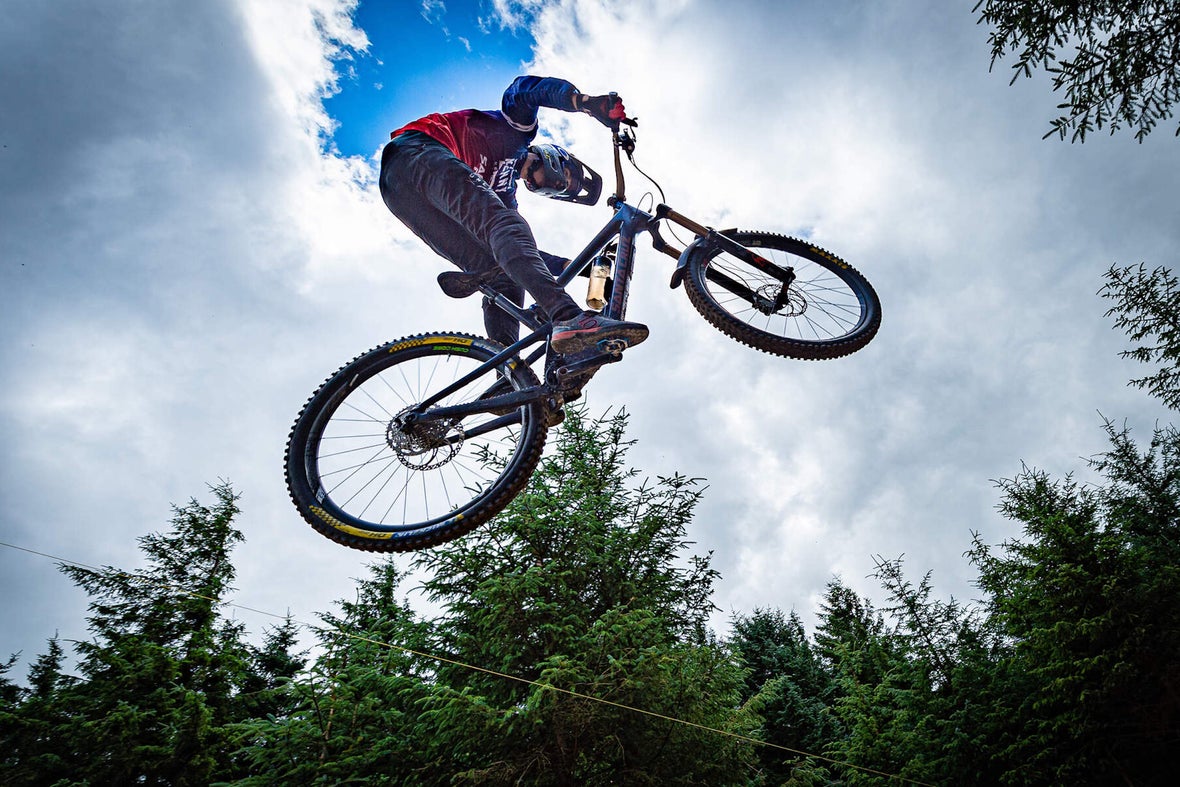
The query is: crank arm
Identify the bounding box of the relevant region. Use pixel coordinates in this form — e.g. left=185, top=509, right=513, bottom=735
left=553, top=351, right=621, bottom=378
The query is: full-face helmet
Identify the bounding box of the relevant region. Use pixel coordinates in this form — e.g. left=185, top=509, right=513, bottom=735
left=521, top=143, right=602, bottom=205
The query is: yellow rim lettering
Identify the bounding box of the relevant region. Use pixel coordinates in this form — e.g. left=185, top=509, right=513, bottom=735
left=388, top=336, right=475, bottom=353
left=809, top=245, right=849, bottom=269
left=311, top=506, right=394, bottom=540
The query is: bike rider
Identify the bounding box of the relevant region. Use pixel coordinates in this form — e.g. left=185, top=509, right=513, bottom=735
left=379, top=75, right=649, bottom=354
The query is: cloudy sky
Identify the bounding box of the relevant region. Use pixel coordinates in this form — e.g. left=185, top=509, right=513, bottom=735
left=3, top=0, right=1177, bottom=675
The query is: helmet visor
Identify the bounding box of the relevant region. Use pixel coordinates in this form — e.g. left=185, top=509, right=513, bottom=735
left=521, top=145, right=602, bottom=206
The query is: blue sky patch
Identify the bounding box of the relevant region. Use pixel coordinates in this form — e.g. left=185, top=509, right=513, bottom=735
left=325, top=0, right=537, bottom=158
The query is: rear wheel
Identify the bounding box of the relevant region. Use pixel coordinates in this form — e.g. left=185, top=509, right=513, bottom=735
left=683, top=231, right=880, bottom=359
left=285, top=333, right=547, bottom=552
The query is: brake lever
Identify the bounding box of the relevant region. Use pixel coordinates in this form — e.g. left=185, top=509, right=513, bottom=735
left=617, top=127, right=637, bottom=156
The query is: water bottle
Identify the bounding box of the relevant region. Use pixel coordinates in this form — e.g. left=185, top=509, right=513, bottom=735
left=586, top=252, right=612, bottom=310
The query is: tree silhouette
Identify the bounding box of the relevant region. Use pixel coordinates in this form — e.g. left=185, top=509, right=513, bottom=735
left=1101, top=263, right=1180, bottom=410
left=975, top=0, right=1180, bottom=141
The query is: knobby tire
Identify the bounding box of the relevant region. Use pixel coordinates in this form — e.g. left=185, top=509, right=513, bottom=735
left=683, top=231, right=881, bottom=359
left=285, top=333, right=547, bottom=552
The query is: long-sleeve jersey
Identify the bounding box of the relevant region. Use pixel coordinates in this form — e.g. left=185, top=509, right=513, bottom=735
left=390, top=75, right=580, bottom=209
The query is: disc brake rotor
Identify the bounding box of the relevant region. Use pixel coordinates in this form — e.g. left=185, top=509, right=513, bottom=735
left=757, top=283, right=807, bottom=317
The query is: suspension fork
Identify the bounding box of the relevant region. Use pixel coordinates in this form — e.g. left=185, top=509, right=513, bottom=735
left=660, top=205, right=793, bottom=281
left=659, top=205, right=796, bottom=308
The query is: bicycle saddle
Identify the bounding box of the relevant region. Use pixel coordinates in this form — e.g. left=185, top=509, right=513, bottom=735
left=436, top=270, right=497, bottom=299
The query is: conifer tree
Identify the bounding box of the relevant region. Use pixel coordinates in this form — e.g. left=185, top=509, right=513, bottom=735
left=0, top=654, right=18, bottom=706
left=0, top=654, right=30, bottom=777
left=869, top=558, right=1005, bottom=784
left=975, top=0, right=1180, bottom=141
left=810, top=580, right=936, bottom=785
left=967, top=418, right=1180, bottom=784
left=230, top=409, right=758, bottom=785
left=229, top=560, right=432, bottom=785
left=1101, top=263, right=1180, bottom=410
left=3, top=482, right=260, bottom=785
left=408, top=407, right=759, bottom=785
left=730, top=608, right=841, bottom=784
left=0, top=637, right=77, bottom=783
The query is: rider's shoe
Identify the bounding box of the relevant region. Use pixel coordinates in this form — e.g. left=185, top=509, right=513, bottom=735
left=551, top=311, right=649, bottom=355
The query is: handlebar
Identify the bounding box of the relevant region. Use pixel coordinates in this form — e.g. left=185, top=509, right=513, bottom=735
left=605, top=92, right=639, bottom=204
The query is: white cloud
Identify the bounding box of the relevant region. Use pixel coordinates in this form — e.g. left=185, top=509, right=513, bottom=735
left=509, top=0, right=1179, bottom=628
left=2, top=0, right=1177, bottom=676
left=421, top=0, right=446, bottom=24
left=0, top=0, right=441, bottom=670
left=237, top=0, right=370, bottom=138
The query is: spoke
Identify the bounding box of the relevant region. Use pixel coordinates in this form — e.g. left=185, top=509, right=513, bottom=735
left=376, top=464, right=417, bottom=524
left=706, top=249, right=863, bottom=342
left=311, top=349, right=528, bottom=530
left=318, top=439, right=391, bottom=462
left=334, top=452, right=402, bottom=512
left=320, top=444, right=393, bottom=485
left=357, top=458, right=410, bottom=521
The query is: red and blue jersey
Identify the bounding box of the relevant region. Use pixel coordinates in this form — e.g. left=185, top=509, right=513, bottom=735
left=391, top=76, right=579, bottom=208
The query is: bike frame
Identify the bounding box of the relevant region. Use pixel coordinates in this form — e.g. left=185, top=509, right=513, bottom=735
left=401, top=126, right=794, bottom=433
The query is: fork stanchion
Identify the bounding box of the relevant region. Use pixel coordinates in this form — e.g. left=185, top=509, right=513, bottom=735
left=657, top=205, right=710, bottom=239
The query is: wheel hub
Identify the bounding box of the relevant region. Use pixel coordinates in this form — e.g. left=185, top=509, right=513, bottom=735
left=756, top=283, right=806, bottom=317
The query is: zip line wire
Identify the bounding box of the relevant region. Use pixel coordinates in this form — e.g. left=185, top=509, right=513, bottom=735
left=0, top=538, right=936, bottom=787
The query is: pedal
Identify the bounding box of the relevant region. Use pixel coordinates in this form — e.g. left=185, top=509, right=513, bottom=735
left=598, top=338, right=630, bottom=356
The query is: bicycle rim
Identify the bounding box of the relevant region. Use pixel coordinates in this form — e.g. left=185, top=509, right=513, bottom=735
left=286, top=334, right=547, bottom=552
left=684, top=231, right=880, bottom=359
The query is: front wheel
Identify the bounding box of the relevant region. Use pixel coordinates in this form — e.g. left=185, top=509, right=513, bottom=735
left=682, top=231, right=880, bottom=360
left=285, top=333, right=548, bottom=552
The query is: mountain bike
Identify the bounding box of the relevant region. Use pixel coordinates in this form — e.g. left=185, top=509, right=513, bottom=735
left=285, top=114, right=881, bottom=552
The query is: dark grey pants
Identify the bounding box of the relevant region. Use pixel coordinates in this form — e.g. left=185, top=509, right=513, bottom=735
left=379, top=132, right=580, bottom=346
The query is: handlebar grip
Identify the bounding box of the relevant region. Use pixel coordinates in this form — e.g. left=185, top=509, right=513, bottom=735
left=606, top=92, right=637, bottom=128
